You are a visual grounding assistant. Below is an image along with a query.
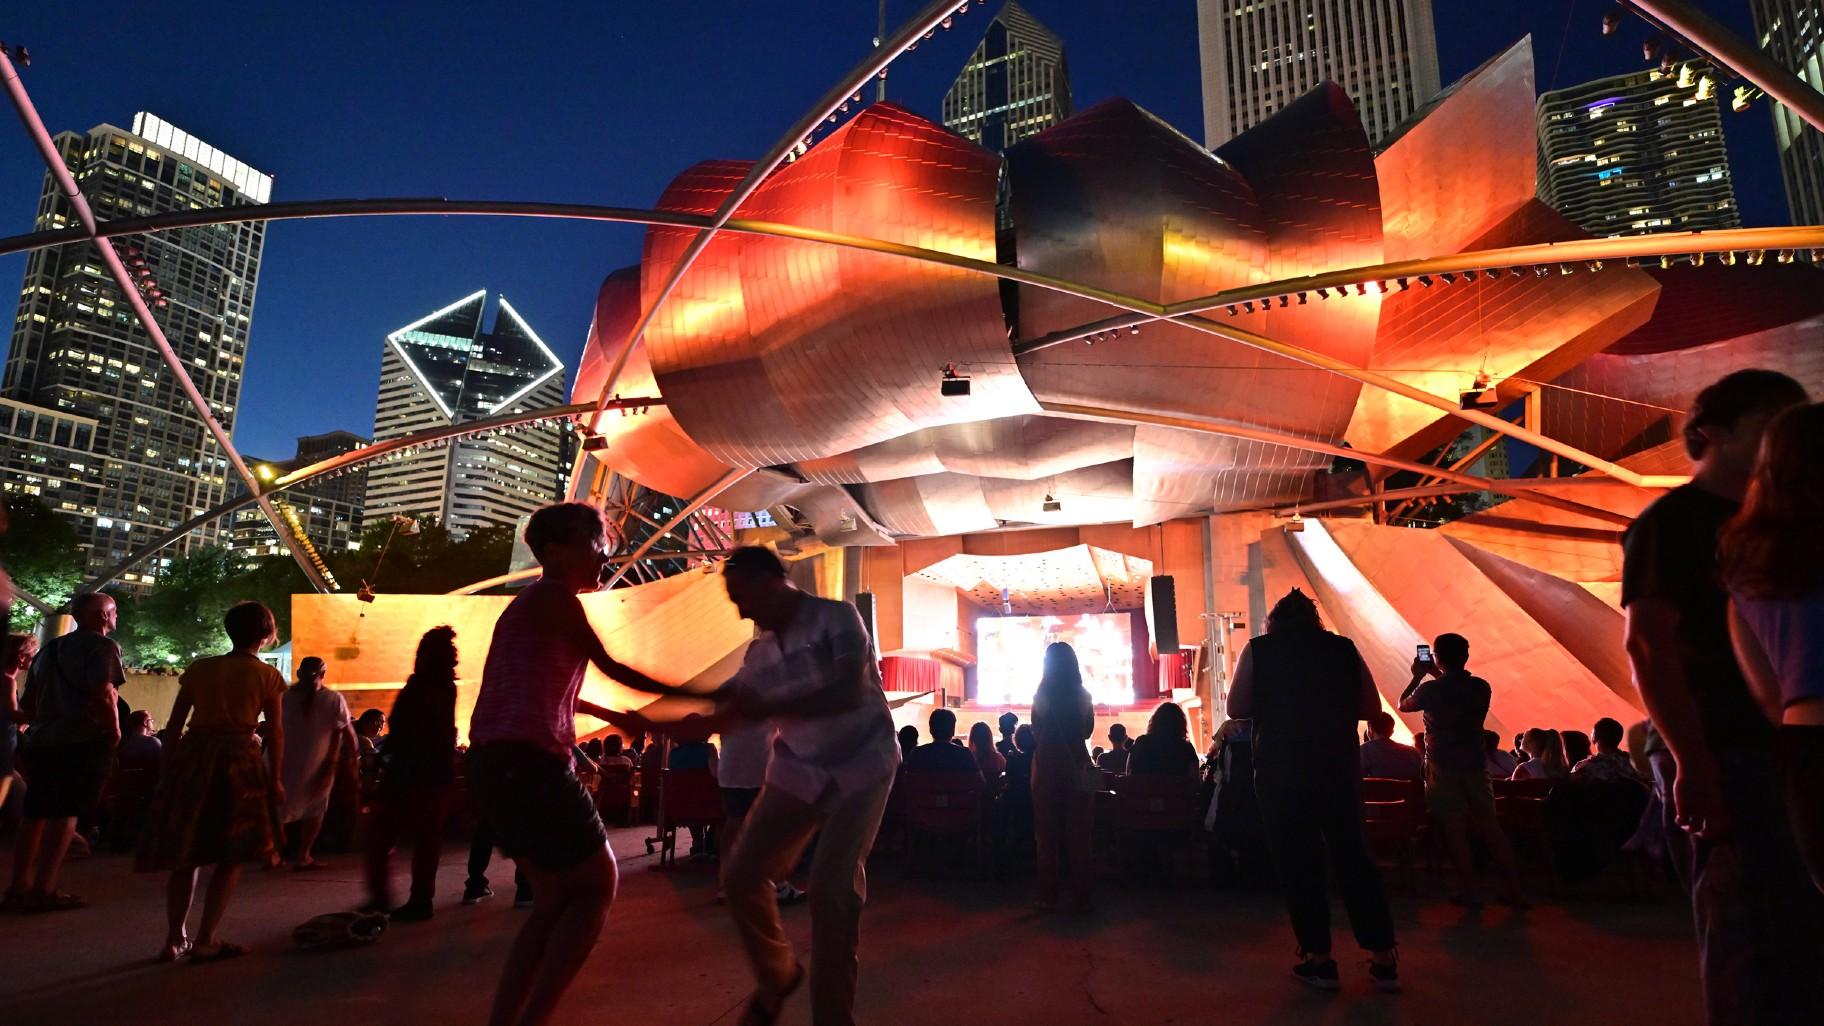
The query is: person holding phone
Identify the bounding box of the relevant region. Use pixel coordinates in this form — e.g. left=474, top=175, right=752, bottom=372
left=1400, top=633, right=1525, bottom=907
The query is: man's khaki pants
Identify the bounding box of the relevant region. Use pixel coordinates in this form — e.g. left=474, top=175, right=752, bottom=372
left=720, top=775, right=892, bottom=1026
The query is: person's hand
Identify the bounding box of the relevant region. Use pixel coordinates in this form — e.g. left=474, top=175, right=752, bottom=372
left=1409, top=656, right=1439, bottom=681
left=1671, top=756, right=1731, bottom=840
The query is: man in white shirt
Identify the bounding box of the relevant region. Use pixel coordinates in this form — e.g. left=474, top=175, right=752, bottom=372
left=616, top=547, right=897, bottom=1026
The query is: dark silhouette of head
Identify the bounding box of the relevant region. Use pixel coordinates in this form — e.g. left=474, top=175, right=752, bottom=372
left=998, top=710, right=1019, bottom=738
left=604, top=734, right=625, bottom=757
left=968, top=721, right=995, bottom=754
left=928, top=708, right=958, bottom=744
left=1035, top=641, right=1087, bottom=708
left=127, top=710, right=154, bottom=736
left=1682, top=368, right=1806, bottom=464
left=1367, top=711, right=1397, bottom=740
left=723, top=546, right=798, bottom=632
left=1432, top=633, right=1469, bottom=672
left=355, top=709, right=386, bottom=737
left=1485, top=730, right=1504, bottom=752
left=1147, top=702, right=1188, bottom=740
left=1592, top=717, right=1624, bottom=752
left=1562, top=730, right=1592, bottom=766
left=898, top=724, right=919, bottom=756
left=1014, top=723, right=1035, bottom=754
left=1266, top=589, right=1322, bottom=634
left=71, top=591, right=117, bottom=635
left=1108, top=723, right=1129, bottom=745
left=224, top=601, right=276, bottom=651
left=525, top=502, right=611, bottom=591
left=411, top=626, right=458, bottom=687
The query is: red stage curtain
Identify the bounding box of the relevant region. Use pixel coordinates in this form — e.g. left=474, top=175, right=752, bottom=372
left=1157, top=650, right=1192, bottom=696
left=882, top=655, right=943, bottom=695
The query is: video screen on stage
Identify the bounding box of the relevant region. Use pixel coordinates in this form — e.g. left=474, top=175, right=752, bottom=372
left=976, top=613, right=1135, bottom=707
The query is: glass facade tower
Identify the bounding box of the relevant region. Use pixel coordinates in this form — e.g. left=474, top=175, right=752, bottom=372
left=363, top=291, right=567, bottom=537
left=1537, top=67, right=1741, bottom=237
left=1751, top=0, right=1824, bottom=226
left=2, top=114, right=271, bottom=585
left=941, top=0, right=1073, bottom=152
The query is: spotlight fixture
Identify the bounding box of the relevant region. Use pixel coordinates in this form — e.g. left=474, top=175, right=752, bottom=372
left=1746, top=250, right=1766, bottom=266
left=1661, top=51, right=1677, bottom=75
left=1128, top=325, right=1140, bottom=335
left=1508, top=267, right=1524, bottom=277
left=1277, top=294, right=1289, bottom=308
left=1625, top=256, right=1644, bottom=268
left=1354, top=282, right=1368, bottom=296
left=1316, top=287, right=1331, bottom=299
left=1296, top=292, right=1308, bottom=304
left=581, top=435, right=609, bottom=452
left=1777, top=249, right=1796, bottom=264
left=1283, top=511, right=1306, bottom=534
left=1692, top=250, right=1706, bottom=266
left=1642, top=34, right=1663, bottom=64
left=1587, top=259, right=1604, bottom=271
left=1242, top=301, right=1256, bottom=313
left=1677, top=62, right=1695, bottom=89
left=1602, top=5, right=1624, bottom=36
left=1417, top=275, right=1433, bottom=287
left=940, top=363, right=971, bottom=397
left=1695, top=74, right=1716, bottom=102
left=1225, top=304, right=1239, bottom=315
left=1461, top=269, right=1478, bottom=282
left=1396, top=277, right=1410, bottom=290
left=1733, top=85, right=1763, bottom=113
left=1660, top=254, right=1674, bottom=268
left=1041, top=492, right=1062, bottom=513
left=1439, top=272, right=1457, bottom=285
left=1534, top=265, right=1550, bottom=277
left=1720, top=251, right=1737, bottom=266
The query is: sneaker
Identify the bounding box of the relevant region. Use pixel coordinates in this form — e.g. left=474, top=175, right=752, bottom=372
left=1367, top=956, right=1401, bottom=993
left=1291, top=957, right=1341, bottom=991
left=461, top=883, right=494, bottom=906
left=389, top=899, right=434, bottom=923
left=774, top=882, right=807, bottom=906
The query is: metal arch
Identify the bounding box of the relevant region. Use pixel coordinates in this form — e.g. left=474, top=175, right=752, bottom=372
left=81, top=399, right=651, bottom=591
left=598, top=467, right=753, bottom=591
left=1038, top=402, right=1635, bottom=527
left=1628, top=0, right=1824, bottom=135
left=572, top=0, right=970, bottom=474
left=1253, top=478, right=1634, bottom=520
left=0, top=49, right=329, bottom=594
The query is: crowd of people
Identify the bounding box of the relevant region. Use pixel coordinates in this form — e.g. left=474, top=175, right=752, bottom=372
left=0, top=367, right=1821, bottom=1026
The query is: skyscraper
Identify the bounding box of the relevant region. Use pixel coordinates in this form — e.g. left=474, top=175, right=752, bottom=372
left=2, top=114, right=271, bottom=585
left=227, top=430, right=369, bottom=562
left=1751, top=0, right=1824, bottom=225
left=941, top=0, right=1073, bottom=152
left=1536, top=66, right=1740, bottom=237
left=363, top=291, right=567, bottom=536
left=1197, top=0, right=1441, bottom=148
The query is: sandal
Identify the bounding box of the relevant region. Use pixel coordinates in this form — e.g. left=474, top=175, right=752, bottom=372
left=158, top=939, right=193, bottom=963
left=737, top=963, right=805, bottom=1026
left=189, top=941, right=246, bottom=963
left=23, top=890, right=86, bottom=913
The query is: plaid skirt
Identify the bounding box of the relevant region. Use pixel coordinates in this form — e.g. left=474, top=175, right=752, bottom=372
left=136, top=728, right=281, bottom=871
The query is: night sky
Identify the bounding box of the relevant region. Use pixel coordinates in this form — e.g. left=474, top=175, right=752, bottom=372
left=0, top=1, right=1790, bottom=458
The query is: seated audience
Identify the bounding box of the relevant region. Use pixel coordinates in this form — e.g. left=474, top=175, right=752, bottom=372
left=905, top=709, right=980, bottom=777
left=1561, top=729, right=1593, bottom=769
left=598, top=734, right=634, bottom=768
left=995, top=711, right=1020, bottom=759
left=1572, top=717, right=1642, bottom=785
left=1512, top=728, right=1569, bottom=780
left=1125, top=701, right=1200, bottom=776
left=1098, top=723, right=1131, bottom=773
left=118, top=710, right=163, bottom=767
left=1484, top=730, right=1518, bottom=778
left=897, top=725, right=919, bottom=761
left=967, top=721, right=1005, bottom=786
left=1358, top=711, right=1422, bottom=781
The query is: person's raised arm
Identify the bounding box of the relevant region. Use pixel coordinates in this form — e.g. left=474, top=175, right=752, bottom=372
left=1728, top=600, right=1783, bottom=724
left=1226, top=644, right=1256, bottom=719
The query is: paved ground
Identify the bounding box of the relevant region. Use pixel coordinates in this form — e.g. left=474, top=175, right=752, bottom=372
left=1, top=828, right=1702, bottom=1025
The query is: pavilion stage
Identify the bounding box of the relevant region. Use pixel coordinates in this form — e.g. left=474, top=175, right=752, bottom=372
left=0, top=826, right=1702, bottom=1025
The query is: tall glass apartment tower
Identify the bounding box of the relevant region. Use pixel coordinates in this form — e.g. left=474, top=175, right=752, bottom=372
left=1537, top=67, right=1741, bottom=237
left=1751, top=0, right=1824, bottom=225
left=1197, top=0, right=1441, bottom=147
left=2, top=114, right=271, bottom=584
left=363, top=291, right=567, bottom=537
left=941, top=0, right=1073, bottom=152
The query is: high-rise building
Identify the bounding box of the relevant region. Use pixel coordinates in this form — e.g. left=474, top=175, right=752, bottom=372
left=1196, top=0, right=1441, bottom=148
left=227, top=430, right=369, bottom=561
left=363, top=291, right=567, bottom=536
left=2, top=113, right=271, bottom=586
left=1751, top=0, right=1824, bottom=225
left=941, top=0, right=1073, bottom=152
left=1537, top=66, right=1741, bottom=237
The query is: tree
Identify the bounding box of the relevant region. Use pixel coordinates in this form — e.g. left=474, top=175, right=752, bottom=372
left=0, top=495, right=85, bottom=632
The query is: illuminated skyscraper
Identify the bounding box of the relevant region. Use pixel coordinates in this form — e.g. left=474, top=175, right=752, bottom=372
left=1751, top=0, right=1824, bottom=225
left=227, top=430, right=369, bottom=561
left=941, top=0, right=1073, bottom=152
left=1537, top=66, right=1740, bottom=237
left=1196, top=0, right=1441, bottom=147
left=2, top=113, right=271, bottom=585
left=363, top=291, right=567, bottom=536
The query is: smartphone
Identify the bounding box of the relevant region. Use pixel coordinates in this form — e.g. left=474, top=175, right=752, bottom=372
left=1416, top=643, right=1432, bottom=663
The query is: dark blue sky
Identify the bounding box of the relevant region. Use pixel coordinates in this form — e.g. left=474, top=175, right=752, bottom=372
left=0, top=1, right=1788, bottom=458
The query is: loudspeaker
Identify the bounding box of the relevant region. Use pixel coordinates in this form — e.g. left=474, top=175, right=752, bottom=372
left=1144, top=575, right=1179, bottom=655
left=853, top=591, right=879, bottom=658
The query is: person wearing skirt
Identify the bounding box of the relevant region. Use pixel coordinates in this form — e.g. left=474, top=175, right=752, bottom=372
left=137, top=601, right=286, bottom=963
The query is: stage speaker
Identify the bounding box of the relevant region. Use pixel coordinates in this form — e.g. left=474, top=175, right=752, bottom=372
left=1145, top=575, right=1179, bottom=655
left=853, top=591, right=879, bottom=658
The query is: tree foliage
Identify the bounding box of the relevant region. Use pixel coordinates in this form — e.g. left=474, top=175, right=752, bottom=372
left=1, top=495, right=85, bottom=632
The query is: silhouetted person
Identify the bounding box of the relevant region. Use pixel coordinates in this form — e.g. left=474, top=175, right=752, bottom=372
left=1030, top=643, right=1094, bottom=913
left=967, top=721, right=1005, bottom=786
left=1230, top=590, right=1398, bottom=991
left=1125, top=701, right=1199, bottom=776
left=1723, top=400, right=1824, bottom=901
left=1097, top=723, right=1130, bottom=773
left=1358, top=711, right=1421, bottom=781
left=897, top=725, right=919, bottom=761
left=995, top=711, right=1020, bottom=759
left=1573, top=718, right=1642, bottom=784
left=904, top=709, right=979, bottom=776
left=1513, top=728, right=1569, bottom=780
left=1561, top=730, right=1592, bottom=769
left=364, top=627, right=459, bottom=920
left=1401, top=633, right=1526, bottom=907
left=1484, top=730, right=1518, bottom=778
